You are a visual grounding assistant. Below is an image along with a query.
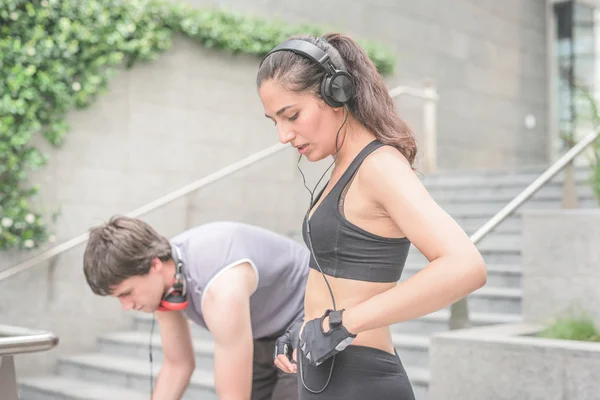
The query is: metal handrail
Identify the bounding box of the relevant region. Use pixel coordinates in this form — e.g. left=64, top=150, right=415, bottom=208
left=470, top=128, right=599, bottom=245
left=450, top=127, right=600, bottom=329
left=0, top=142, right=288, bottom=282
left=0, top=82, right=439, bottom=283
left=388, top=85, right=439, bottom=100
left=0, top=325, right=59, bottom=357
left=389, top=82, right=439, bottom=172
left=0, top=325, right=58, bottom=400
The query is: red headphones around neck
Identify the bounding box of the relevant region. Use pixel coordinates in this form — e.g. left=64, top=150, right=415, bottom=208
left=156, top=245, right=188, bottom=312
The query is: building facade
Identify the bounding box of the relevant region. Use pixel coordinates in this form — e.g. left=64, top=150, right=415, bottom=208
left=3, top=0, right=599, bottom=378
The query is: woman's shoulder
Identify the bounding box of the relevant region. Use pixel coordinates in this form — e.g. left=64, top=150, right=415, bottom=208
left=361, top=143, right=413, bottom=176
left=354, top=143, right=417, bottom=193
left=354, top=143, right=429, bottom=214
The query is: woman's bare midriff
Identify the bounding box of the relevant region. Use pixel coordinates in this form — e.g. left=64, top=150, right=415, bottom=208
left=304, top=268, right=397, bottom=355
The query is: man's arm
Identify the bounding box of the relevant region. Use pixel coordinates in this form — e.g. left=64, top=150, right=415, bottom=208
left=202, top=262, right=257, bottom=400
left=151, top=310, right=196, bottom=400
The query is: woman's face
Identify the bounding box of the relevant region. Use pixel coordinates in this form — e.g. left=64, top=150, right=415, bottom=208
left=258, top=79, right=344, bottom=162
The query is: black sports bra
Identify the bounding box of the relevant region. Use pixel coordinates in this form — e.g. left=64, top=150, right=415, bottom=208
left=302, top=140, right=411, bottom=283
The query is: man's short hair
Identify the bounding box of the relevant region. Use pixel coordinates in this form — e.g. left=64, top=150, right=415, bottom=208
left=83, top=216, right=171, bottom=295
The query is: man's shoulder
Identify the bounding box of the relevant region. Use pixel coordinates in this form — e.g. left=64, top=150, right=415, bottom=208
left=174, top=221, right=307, bottom=274
left=181, top=221, right=296, bottom=244
left=170, top=221, right=241, bottom=247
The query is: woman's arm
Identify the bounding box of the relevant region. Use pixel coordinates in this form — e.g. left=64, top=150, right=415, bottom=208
left=342, top=147, right=487, bottom=335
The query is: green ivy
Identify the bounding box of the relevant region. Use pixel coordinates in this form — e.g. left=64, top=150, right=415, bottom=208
left=0, top=0, right=396, bottom=251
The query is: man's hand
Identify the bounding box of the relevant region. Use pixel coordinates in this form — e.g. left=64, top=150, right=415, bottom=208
left=273, top=319, right=303, bottom=373
left=152, top=311, right=196, bottom=400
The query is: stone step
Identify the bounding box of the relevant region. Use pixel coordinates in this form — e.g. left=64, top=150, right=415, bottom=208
left=402, top=264, right=522, bottom=288
left=460, top=233, right=522, bottom=251
left=391, top=310, right=522, bottom=335
left=100, top=329, right=433, bottom=370
left=395, top=287, right=522, bottom=315
left=133, top=313, right=213, bottom=338
left=98, top=331, right=215, bottom=370
left=469, top=286, right=522, bottom=314
left=58, top=353, right=218, bottom=400
left=393, top=333, right=430, bottom=369
left=460, top=218, right=521, bottom=234
left=407, top=247, right=520, bottom=264
left=420, top=167, right=592, bottom=188
left=406, top=366, right=430, bottom=400
left=18, top=376, right=149, bottom=400
left=54, top=351, right=429, bottom=400
left=399, top=268, right=522, bottom=314
left=126, top=320, right=432, bottom=396
left=427, top=186, right=596, bottom=203
left=409, top=233, right=521, bottom=252
left=439, top=198, right=598, bottom=217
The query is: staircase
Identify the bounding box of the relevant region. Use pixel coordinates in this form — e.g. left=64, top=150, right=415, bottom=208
left=18, top=166, right=597, bottom=400
left=391, top=166, right=596, bottom=399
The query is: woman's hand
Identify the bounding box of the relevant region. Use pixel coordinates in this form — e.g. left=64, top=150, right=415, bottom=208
left=298, top=309, right=356, bottom=367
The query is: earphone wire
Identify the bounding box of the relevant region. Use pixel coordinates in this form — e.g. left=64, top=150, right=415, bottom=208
left=296, top=105, right=348, bottom=393
left=149, top=313, right=156, bottom=398
left=148, top=245, right=186, bottom=399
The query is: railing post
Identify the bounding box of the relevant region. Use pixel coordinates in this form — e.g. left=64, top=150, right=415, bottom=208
left=0, top=356, right=18, bottom=400
left=448, top=128, right=600, bottom=331
left=561, top=160, right=579, bottom=208
left=449, top=298, right=470, bottom=330
left=423, top=80, right=438, bottom=173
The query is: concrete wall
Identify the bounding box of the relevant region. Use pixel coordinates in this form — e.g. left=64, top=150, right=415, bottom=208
left=0, top=37, right=328, bottom=377
left=522, top=209, right=600, bottom=326
left=185, top=0, right=550, bottom=171
left=0, top=0, right=551, bottom=377
left=429, top=323, right=600, bottom=400
left=428, top=210, right=600, bottom=399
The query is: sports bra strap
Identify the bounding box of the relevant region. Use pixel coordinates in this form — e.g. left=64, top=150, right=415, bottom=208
left=329, top=139, right=384, bottom=199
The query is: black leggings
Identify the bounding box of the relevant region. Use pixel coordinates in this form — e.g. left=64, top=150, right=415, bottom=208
left=297, top=344, right=415, bottom=400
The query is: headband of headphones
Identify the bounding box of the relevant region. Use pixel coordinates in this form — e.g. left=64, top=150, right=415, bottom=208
left=260, top=39, right=338, bottom=72
left=260, top=38, right=354, bottom=108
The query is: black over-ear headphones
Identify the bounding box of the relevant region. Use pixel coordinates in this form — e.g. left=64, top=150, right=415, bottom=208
left=156, top=244, right=188, bottom=312
left=260, top=39, right=354, bottom=108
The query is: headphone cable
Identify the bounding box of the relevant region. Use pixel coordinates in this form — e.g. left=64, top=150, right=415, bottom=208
left=296, top=106, right=348, bottom=393
left=149, top=313, right=156, bottom=399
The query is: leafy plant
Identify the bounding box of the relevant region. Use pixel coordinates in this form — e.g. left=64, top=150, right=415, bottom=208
left=537, top=314, right=600, bottom=343
left=575, top=88, right=600, bottom=205
left=0, top=0, right=396, bottom=251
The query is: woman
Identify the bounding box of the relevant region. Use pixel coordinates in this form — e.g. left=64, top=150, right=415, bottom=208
left=257, top=33, right=487, bottom=399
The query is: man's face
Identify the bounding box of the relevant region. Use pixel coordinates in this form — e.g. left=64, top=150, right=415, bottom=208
left=111, top=260, right=165, bottom=313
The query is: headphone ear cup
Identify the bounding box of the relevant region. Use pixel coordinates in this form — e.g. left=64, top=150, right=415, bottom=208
left=321, top=71, right=354, bottom=108
left=320, top=75, right=341, bottom=108
left=330, top=71, right=354, bottom=105
left=157, top=291, right=188, bottom=312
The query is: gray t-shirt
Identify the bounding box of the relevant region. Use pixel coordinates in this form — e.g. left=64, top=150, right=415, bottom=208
left=171, top=221, right=310, bottom=339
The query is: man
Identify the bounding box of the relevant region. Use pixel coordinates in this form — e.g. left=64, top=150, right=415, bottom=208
left=83, top=216, right=308, bottom=400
